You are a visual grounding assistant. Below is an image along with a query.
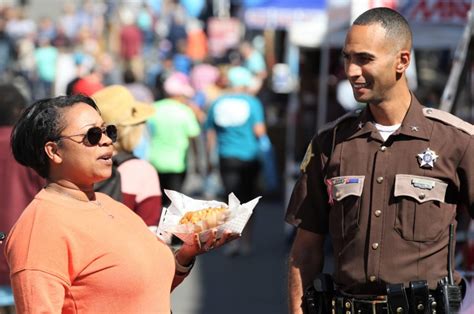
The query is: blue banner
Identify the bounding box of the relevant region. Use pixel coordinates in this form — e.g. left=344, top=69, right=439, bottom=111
left=244, top=0, right=325, bottom=9
left=244, top=0, right=327, bottom=29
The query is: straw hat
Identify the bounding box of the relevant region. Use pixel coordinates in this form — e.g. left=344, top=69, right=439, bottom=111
left=92, top=85, right=155, bottom=126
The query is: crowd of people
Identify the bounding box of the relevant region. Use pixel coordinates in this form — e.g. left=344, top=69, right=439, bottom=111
left=0, top=1, right=272, bottom=213
left=0, top=1, right=268, bottom=103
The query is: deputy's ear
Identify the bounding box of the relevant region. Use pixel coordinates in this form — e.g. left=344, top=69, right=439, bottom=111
left=396, top=50, right=410, bottom=73
left=44, top=141, right=63, bottom=164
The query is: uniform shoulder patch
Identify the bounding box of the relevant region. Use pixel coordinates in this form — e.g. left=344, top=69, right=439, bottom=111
left=300, top=142, right=314, bottom=173
left=423, top=108, right=474, bottom=135
left=318, top=108, right=362, bottom=136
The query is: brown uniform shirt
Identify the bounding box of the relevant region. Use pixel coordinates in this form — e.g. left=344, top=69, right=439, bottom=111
left=286, top=96, right=474, bottom=295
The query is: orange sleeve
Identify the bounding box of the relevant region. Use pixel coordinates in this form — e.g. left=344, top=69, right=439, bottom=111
left=11, top=270, right=69, bottom=313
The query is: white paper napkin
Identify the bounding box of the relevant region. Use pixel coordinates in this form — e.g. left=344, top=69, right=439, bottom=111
left=157, top=190, right=261, bottom=244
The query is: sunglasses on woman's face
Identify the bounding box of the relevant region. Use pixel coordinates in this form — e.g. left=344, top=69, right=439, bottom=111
left=56, top=125, right=117, bottom=146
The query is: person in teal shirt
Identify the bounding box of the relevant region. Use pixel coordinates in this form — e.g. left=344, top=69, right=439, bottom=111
left=205, top=66, right=267, bottom=257
left=34, top=37, right=58, bottom=99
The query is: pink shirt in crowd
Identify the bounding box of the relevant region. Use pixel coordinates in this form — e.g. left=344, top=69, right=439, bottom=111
left=118, top=158, right=162, bottom=226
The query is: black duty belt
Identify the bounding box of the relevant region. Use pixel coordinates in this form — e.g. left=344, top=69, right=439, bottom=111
left=332, top=282, right=452, bottom=314
left=332, top=295, right=389, bottom=314
left=305, top=274, right=464, bottom=314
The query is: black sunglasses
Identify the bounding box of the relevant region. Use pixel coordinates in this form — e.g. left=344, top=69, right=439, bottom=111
left=56, top=125, right=117, bottom=146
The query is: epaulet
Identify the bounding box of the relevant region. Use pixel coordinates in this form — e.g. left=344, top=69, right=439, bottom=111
left=318, top=108, right=362, bottom=136
left=423, top=108, right=474, bottom=136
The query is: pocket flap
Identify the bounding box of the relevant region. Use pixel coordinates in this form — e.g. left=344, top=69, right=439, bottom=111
left=394, top=174, right=447, bottom=203
left=328, top=176, right=365, bottom=201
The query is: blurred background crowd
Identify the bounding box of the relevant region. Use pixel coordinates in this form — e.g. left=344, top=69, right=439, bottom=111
left=0, top=0, right=266, bottom=104
left=0, top=0, right=278, bottom=203
left=0, top=0, right=473, bottom=313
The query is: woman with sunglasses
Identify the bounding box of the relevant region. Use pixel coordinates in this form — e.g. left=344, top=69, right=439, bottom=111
left=4, top=94, right=237, bottom=313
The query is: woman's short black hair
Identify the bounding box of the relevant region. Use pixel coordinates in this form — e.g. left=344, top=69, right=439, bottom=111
left=10, top=94, right=99, bottom=178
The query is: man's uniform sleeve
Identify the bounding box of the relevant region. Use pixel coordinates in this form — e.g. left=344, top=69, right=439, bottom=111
left=285, top=136, right=330, bottom=234
left=458, top=136, right=474, bottom=217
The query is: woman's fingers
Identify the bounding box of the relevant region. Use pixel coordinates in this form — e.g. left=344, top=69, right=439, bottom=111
left=202, top=229, right=217, bottom=252
left=197, top=229, right=242, bottom=253
left=215, top=230, right=240, bottom=247
left=194, top=233, right=201, bottom=250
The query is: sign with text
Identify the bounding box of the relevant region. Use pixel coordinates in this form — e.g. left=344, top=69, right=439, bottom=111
left=244, top=0, right=326, bottom=29
left=398, top=0, right=471, bottom=25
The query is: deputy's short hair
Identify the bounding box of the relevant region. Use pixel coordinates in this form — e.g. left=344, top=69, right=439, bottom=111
left=353, top=7, right=412, bottom=50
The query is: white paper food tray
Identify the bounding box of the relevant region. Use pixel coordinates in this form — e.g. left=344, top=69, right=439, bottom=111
left=157, top=190, right=260, bottom=244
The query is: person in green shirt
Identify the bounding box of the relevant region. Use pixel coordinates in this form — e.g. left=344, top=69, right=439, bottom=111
left=148, top=72, right=200, bottom=206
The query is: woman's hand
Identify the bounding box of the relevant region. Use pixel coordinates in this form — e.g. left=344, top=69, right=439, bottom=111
left=175, top=229, right=240, bottom=266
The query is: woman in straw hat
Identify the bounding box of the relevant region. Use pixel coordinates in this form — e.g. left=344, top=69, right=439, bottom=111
left=92, top=85, right=162, bottom=226
left=5, top=94, right=238, bottom=313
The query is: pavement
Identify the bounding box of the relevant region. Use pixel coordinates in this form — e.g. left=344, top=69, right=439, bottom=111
left=171, top=174, right=290, bottom=314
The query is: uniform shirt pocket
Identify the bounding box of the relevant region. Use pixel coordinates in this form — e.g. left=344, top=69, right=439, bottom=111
left=327, top=176, right=365, bottom=242
left=394, top=174, right=454, bottom=242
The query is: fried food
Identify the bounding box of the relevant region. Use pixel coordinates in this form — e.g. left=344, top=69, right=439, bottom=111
left=179, top=207, right=227, bottom=225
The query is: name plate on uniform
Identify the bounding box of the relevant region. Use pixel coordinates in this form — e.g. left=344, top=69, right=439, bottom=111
left=332, top=177, right=360, bottom=185
left=411, top=178, right=435, bottom=190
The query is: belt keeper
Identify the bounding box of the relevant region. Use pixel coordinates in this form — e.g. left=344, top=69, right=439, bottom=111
left=337, top=297, right=345, bottom=314
left=409, top=280, right=429, bottom=313
left=387, top=283, right=409, bottom=313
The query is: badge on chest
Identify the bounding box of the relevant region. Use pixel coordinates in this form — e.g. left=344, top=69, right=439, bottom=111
left=417, top=148, right=439, bottom=169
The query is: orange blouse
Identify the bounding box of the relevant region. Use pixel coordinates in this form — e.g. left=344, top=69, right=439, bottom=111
left=5, top=189, right=185, bottom=313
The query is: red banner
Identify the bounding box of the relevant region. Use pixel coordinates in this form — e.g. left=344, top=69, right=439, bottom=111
left=398, top=0, right=471, bottom=24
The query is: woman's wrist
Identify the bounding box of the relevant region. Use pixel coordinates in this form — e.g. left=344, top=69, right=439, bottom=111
left=174, top=249, right=195, bottom=274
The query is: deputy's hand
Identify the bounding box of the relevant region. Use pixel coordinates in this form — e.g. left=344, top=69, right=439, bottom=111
left=175, top=229, right=240, bottom=265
